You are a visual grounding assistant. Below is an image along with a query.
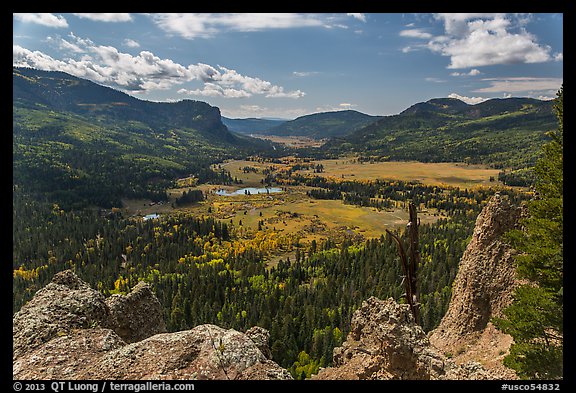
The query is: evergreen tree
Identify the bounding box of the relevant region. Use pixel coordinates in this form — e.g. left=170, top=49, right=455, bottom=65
left=493, top=86, right=563, bottom=379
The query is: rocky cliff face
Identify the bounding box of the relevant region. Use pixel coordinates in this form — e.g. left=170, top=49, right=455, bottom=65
left=428, top=193, right=524, bottom=377
left=13, top=271, right=291, bottom=380
left=314, top=193, right=523, bottom=380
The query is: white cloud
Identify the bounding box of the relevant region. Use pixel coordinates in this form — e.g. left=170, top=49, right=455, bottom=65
left=338, top=103, right=357, bottom=110
left=292, top=71, right=319, bottom=77
left=150, top=13, right=325, bottom=39
left=425, top=77, right=446, bottom=83
left=13, top=35, right=305, bottom=100
left=13, top=13, right=68, bottom=28
left=435, top=13, right=503, bottom=36
left=450, top=68, right=481, bottom=77
left=314, top=103, right=358, bottom=113
left=73, top=13, right=132, bottom=22
left=399, top=29, right=432, bottom=39
left=123, top=39, right=140, bottom=48
left=182, top=65, right=305, bottom=98
left=347, top=13, right=366, bottom=22
left=415, top=14, right=559, bottom=69
left=221, top=104, right=308, bottom=119
left=447, top=93, right=489, bottom=105
left=472, top=77, right=563, bottom=93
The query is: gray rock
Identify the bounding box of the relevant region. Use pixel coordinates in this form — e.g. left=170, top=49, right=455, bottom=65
left=13, top=270, right=291, bottom=380
left=81, top=324, right=291, bottom=380
left=245, top=326, right=272, bottom=359
left=12, top=270, right=112, bottom=360
left=315, top=297, right=447, bottom=380
left=429, top=193, right=524, bottom=348
left=106, top=281, right=167, bottom=343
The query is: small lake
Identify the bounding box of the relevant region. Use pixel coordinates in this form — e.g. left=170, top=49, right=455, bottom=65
left=215, top=187, right=283, bottom=196
left=143, top=213, right=161, bottom=220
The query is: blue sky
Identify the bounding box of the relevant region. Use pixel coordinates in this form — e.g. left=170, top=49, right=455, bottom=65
left=13, top=13, right=563, bottom=119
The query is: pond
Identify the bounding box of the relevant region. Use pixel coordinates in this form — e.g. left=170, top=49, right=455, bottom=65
left=215, top=187, right=283, bottom=196
left=143, top=213, right=161, bottom=220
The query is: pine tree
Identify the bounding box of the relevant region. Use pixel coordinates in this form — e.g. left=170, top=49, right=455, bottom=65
left=493, top=86, right=563, bottom=379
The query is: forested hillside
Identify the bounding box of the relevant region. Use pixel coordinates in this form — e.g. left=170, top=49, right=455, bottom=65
left=260, top=110, right=383, bottom=138
left=322, top=97, right=556, bottom=171
left=221, top=117, right=287, bottom=134
left=13, top=67, right=278, bottom=209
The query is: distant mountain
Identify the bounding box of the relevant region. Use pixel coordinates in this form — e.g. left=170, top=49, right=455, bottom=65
left=12, top=67, right=274, bottom=209
left=13, top=67, right=237, bottom=142
left=323, top=97, right=556, bottom=169
left=221, top=117, right=287, bottom=134
left=260, top=110, right=383, bottom=138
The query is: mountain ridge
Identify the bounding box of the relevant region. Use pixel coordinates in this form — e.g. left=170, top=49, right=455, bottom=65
left=323, top=96, right=555, bottom=169
left=13, top=67, right=233, bottom=140
left=12, top=67, right=274, bottom=209
left=258, top=109, right=383, bottom=138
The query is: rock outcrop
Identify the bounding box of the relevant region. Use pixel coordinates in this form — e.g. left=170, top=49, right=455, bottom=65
left=315, top=193, right=523, bottom=380
left=106, top=281, right=167, bottom=343
left=313, top=297, right=499, bottom=380
left=428, top=193, right=523, bottom=378
left=13, top=271, right=291, bottom=380
left=313, top=297, right=445, bottom=380
left=12, top=270, right=113, bottom=360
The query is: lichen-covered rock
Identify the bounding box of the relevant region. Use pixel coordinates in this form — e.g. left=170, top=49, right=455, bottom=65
left=12, top=270, right=112, bottom=360
left=12, top=270, right=291, bottom=380
left=245, top=326, right=272, bottom=359
left=80, top=324, right=291, bottom=380
left=13, top=328, right=126, bottom=379
left=314, top=297, right=447, bottom=380
left=106, top=281, right=167, bottom=343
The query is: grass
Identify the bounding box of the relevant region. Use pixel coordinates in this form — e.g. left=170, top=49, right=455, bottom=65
left=121, top=157, right=502, bottom=262
left=299, top=159, right=502, bottom=188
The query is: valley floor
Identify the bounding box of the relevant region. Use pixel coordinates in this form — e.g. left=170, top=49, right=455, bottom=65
left=121, top=156, right=509, bottom=266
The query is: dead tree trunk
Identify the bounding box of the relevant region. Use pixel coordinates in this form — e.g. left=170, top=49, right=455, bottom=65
left=386, top=202, right=420, bottom=324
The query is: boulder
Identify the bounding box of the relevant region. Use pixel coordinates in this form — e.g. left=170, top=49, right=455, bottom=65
left=106, top=281, right=167, bottom=343
left=13, top=270, right=291, bottom=380
left=12, top=270, right=112, bottom=360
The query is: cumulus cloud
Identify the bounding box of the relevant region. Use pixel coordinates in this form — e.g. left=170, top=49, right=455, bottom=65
left=179, top=65, right=305, bottom=98
left=72, top=13, right=132, bottom=22
left=399, top=29, right=432, bottom=39
left=429, top=14, right=557, bottom=68
left=13, top=13, right=68, bottom=28
left=402, top=14, right=559, bottom=69
left=13, top=34, right=305, bottom=99
left=123, top=39, right=140, bottom=48
left=450, top=68, right=481, bottom=77
left=150, top=13, right=326, bottom=39
left=447, top=93, right=489, bottom=105
left=347, top=13, right=366, bottom=22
